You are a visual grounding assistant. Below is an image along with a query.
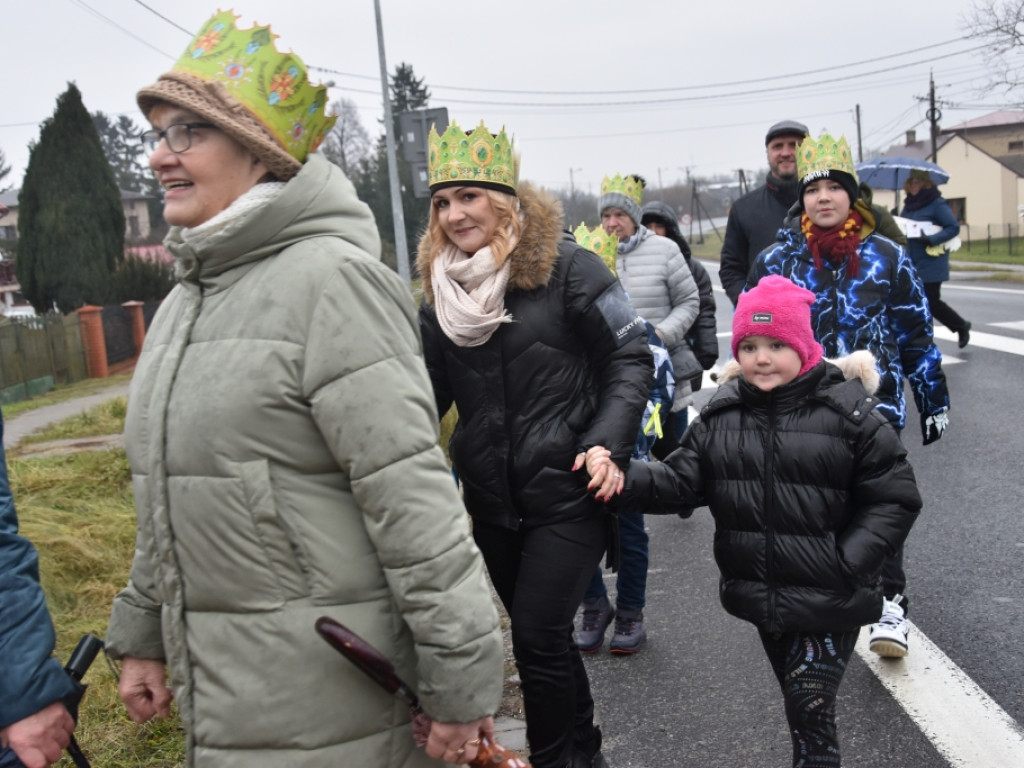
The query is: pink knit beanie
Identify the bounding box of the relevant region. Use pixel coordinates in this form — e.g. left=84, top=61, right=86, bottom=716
left=732, top=276, right=824, bottom=376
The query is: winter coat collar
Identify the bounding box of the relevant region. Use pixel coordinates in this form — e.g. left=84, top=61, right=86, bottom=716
left=417, top=181, right=563, bottom=305
left=163, top=154, right=381, bottom=291
left=708, top=350, right=880, bottom=421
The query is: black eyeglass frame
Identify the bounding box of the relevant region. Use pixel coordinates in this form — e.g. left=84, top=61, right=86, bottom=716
left=139, top=122, right=216, bottom=155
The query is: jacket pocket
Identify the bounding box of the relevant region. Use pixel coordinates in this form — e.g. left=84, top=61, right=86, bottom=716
left=167, top=460, right=307, bottom=611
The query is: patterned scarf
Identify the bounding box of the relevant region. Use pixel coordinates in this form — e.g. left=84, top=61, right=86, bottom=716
left=430, top=233, right=517, bottom=347
left=801, top=206, right=864, bottom=276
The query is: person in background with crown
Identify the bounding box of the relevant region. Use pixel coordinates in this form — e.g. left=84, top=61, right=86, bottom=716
left=747, top=132, right=950, bottom=661
left=574, top=175, right=699, bottom=656
left=720, top=121, right=906, bottom=309
left=105, top=12, right=504, bottom=767
left=417, top=120, right=653, bottom=768
left=639, top=201, right=719, bottom=410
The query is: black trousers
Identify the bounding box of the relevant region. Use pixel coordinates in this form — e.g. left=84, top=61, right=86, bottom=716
left=760, top=628, right=860, bottom=768
left=473, top=517, right=607, bottom=768
left=924, top=281, right=968, bottom=332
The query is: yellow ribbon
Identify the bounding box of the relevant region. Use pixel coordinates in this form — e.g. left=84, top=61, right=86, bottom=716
left=643, top=402, right=664, bottom=439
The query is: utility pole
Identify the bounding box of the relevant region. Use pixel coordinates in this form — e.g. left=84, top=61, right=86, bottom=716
left=927, top=72, right=941, bottom=161
left=855, top=104, right=863, bottom=162
left=569, top=167, right=582, bottom=224
left=374, top=0, right=409, bottom=282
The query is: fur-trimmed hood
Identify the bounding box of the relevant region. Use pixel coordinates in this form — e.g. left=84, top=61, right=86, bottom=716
left=716, top=349, right=880, bottom=394
left=416, top=181, right=564, bottom=305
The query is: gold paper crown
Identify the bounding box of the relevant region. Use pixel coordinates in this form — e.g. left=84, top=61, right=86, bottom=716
left=427, top=120, right=518, bottom=193
left=167, top=10, right=336, bottom=163
left=600, top=173, right=645, bottom=206
left=573, top=222, right=619, bottom=274
left=796, top=133, right=858, bottom=184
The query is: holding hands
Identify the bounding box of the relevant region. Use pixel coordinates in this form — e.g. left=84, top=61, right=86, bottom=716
left=573, top=446, right=623, bottom=502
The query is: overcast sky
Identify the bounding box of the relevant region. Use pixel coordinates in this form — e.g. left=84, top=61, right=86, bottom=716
left=2, top=0, right=1015, bottom=200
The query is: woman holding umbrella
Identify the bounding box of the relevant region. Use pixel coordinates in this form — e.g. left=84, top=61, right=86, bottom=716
left=900, top=169, right=972, bottom=348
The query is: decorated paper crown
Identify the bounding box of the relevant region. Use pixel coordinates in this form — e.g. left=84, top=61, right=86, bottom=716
left=573, top=222, right=618, bottom=274
left=600, top=173, right=645, bottom=206
left=140, top=10, right=335, bottom=178
left=427, top=120, right=518, bottom=193
left=796, top=133, right=858, bottom=184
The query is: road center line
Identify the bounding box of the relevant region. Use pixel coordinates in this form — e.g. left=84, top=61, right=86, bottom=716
left=855, top=624, right=1024, bottom=766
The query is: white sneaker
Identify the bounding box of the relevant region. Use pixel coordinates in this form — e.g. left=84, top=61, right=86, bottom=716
left=869, top=593, right=909, bottom=657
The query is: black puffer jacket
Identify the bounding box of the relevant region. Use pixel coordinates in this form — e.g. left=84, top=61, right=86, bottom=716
left=718, top=175, right=800, bottom=307
left=623, top=353, right=921, bottom=633
left=418, top=183, right=652, bottom=530
left=641, top=201, right=719, bottom=389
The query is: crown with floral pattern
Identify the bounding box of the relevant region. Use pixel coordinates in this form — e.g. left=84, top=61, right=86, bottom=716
left=573, top=222, right=618, bottom=274
left=159, top=10, right=335, bottom=166
left=796, top=132, right=858, bottom=185
left=427, top=120, right=518, bottom=193
left=599, top=173, right=645, bottom=206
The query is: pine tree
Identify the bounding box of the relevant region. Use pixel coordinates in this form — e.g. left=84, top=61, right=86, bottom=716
left=17, top=83, right=125, bottom=313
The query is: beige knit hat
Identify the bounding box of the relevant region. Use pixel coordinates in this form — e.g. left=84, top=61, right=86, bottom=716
left=137, top=10, right=336, bottom=181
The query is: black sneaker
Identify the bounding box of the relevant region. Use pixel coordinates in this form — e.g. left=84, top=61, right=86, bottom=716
left=575, top=596, right=614, bottom=653
left=609, top=610, right=646, bottom=655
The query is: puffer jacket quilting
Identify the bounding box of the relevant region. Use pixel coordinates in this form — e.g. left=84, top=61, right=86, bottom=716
left=417, top=183, right=653, bottom=530
left=624, top=354, right=921, bottom=633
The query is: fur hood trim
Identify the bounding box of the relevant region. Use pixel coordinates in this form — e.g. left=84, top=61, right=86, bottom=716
left=416, top=181, right=564, bottom=305
left=715, top=350, right=879, bottom=394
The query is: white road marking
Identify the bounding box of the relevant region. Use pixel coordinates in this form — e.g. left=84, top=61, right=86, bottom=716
left=933, top=326, right=1024, bottom=356
left=855, top=626, right=1024, bottom=766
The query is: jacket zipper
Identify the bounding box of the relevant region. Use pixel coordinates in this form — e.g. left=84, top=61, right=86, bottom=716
left=764, top=396, right=778, bottom=631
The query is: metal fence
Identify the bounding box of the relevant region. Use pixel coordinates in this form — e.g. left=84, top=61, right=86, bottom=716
left=0, top=313, right=88, bottom=404
left=960, top=223, right=1024, bottom=255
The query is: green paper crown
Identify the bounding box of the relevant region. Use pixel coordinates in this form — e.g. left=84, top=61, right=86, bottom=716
left=171, top=10, right=335, bottom=163
left=428, top=120, right=518, bottom=192
left=796, top=132, right=858, bottom=184
left=600, top=173, right=644, bottom=206
left=573, top=222, right=618, bottom=274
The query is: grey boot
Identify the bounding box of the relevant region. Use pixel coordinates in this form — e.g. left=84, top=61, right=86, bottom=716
left=575, top=595, right=614, bottom=653
left=609, top=606, right=646, bottom=655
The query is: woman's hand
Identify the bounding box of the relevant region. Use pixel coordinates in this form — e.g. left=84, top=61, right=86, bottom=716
left=118, top=657, right=173, bottom=724
left=426, top=716, right=495, bottom=764
left=573, top=446, right=624, bottom=502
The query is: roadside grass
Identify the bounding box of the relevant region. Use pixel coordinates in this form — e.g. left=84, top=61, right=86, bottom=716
left=12, top=396, right=461, bottom=766
left=2, top=373, right=132, bottom=420
left=11, top=444, right=187, bottom=767
left=16, top=397, right=128, bottom=445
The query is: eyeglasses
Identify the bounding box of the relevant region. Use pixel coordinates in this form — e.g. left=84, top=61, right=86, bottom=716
left=139, top=122, right=216, bottom=155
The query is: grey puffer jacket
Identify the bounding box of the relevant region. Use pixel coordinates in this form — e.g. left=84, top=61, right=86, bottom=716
left=623, top=352, right=921, bottom=633
left=640, top=201, right=719, bottom=389
left=616, top=226, right=700, bottom=411
left=106, top=155, right=503, bottom=768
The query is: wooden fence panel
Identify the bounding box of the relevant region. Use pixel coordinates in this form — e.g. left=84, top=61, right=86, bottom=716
left=0, top=314, right=88, bottom=404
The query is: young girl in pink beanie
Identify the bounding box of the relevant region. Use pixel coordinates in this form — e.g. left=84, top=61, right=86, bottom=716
left=584, top=274, right=923, bottom=768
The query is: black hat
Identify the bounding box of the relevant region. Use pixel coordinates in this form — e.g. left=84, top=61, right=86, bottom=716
left=765, top=120, right=809, bottom=146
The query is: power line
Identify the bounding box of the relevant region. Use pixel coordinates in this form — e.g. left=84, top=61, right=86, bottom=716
left=130, top=0, right=192, bottom=36
left=66, top=0, right=176, bottom=59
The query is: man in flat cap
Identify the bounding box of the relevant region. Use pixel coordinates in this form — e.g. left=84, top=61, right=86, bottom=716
left=718, top=120, right=808, bottom=307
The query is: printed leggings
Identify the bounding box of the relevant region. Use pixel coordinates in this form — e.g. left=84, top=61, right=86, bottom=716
left=759, top=628, right=860, bottom=768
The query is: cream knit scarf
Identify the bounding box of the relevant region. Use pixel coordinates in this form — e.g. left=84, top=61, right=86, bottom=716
left=431, top=234, right=517, bottom=347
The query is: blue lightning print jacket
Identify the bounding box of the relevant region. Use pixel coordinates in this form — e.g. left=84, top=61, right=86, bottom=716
left=747, top=224, right=949, bottom=429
